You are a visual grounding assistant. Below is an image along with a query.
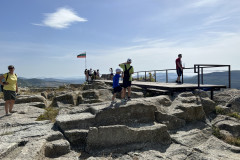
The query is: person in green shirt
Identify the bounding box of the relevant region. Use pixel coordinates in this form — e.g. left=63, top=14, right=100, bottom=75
left=0, top=65, right=18, bottom=116
left=119, top=58, right=134, bottom=101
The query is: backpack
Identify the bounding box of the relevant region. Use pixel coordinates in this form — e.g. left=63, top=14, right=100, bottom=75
left=123, top=64, right=132, bottom=81
left=0, top=73, right=17, bottom=92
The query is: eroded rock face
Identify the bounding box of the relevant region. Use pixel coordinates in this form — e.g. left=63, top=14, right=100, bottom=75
left=44, top=139, right=70, bottom=158
left=94, top=102, right=157, bottom=126
left=1, top=81, right=240, bottom=159
left=15, top=95, right=47, bottom=105
left=86, top=124, right=171, bottom=153
left=51, top=93, right=75, bottom=107
left=226, top=96, right=240, bottom=112
left=169, top=92, right=206, bottom=122
left=214, top=89, right=240, bottom=106
left=212, top=115, right=240, bottom=137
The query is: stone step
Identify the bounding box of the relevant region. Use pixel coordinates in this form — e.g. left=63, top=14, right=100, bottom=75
left=15, top=139, right=46, bottom=160
left=44, top=139, right=70, bottom=158
left=56, top=113, right=95, bottom=131
left=94, top=102, right=157, bottom=126
left=56, top=102, right=158, bottom=131
left=64, top=129, right=88, bottom=147
left=85, top=124, right=171, bottom=153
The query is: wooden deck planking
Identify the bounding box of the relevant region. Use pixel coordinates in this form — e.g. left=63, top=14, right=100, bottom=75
left=97, top=80, right=226, bottom=90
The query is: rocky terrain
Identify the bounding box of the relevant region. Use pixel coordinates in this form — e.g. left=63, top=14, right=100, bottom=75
left=0, top=81, right=240, bottom=160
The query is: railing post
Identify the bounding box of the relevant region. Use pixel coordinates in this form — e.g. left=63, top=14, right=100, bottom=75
left=228, top=65, right=231, bottom=88
left=198, top=65, right=200, bottom=88
left=137, top=72, right=139, bottom=80
left=145, top=71, right=146, bottom=82
left=166, top=70, right=168, bottom=83
left=154, top=71, right=157, bottom=82
left=182, top=69, right=184, bottom=84
left=201, top=67, right=204, bottom=85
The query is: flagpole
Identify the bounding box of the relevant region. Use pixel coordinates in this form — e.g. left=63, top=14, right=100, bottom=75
left=85, top=51, right=87, bottom=70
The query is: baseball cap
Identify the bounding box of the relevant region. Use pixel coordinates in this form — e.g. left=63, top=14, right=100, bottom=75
left=127, top=58, right=132, bottom=63
left=8, top=65, right=14, bottom=69
left=116, top=68, right=121, bottom=72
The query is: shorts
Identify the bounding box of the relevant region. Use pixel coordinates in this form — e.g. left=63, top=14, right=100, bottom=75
left=123, top=79, right=132, bottom=88
left=3, top=90, right=16, bottom=101
left=113, top=86, right=122, bottom=93
left=177, top=68, right=182, bottom=77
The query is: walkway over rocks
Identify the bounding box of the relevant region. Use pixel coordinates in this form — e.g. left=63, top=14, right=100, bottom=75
left=96, top=80, right=226, bottom=99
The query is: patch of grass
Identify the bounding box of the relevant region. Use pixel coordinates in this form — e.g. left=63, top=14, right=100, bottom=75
left=36, top=107, right=59, bottom=123
left=212, top=126, right=224, bottom=139
left=225, top=136, right=240, bottom=147
left=212, top=126, right=240, bottom=147
left=215, top=106, right=240, bottom=120
left=215, top=106, right=228, bottom=115
left=0, top=131, right=13, bottom=136
left=227, top=112, right=240, bottom=120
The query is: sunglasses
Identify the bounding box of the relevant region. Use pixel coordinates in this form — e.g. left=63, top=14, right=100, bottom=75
left=8, top=68, right=14, bottom=69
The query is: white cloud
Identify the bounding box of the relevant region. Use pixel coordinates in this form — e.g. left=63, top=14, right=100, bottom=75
left=189, top=0, right=221, bottom=8
left=33, top=7, right=87, bottom=29
left=203, top=16, right=229, bottom=26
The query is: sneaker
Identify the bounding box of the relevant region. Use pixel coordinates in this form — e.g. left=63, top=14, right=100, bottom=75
left=127, top=97, right=131, bottom=101
left=176, top=80, right=178, bottom=83
left=121, top=99, right=126, bottom=104
left=178, top=81, right=182, bottom=84
left=111, top=101, right=116, bottom=105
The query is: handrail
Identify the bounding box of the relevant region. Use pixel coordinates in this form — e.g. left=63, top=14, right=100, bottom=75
left=101, top=64, right=231, bottom=88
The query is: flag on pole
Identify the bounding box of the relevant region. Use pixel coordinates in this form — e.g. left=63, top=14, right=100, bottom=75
left=77, top=52, right=86, bottom=58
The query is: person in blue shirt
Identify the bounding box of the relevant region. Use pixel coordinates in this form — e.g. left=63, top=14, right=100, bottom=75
left=112, top=68, right=124, bottom=104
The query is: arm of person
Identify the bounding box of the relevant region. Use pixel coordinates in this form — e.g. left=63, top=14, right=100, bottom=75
left=0, top=74, right=9, bottom=85
left=0, top=75, right=4, bottom=85
left=177, top=62, right=183, bottom=70
left=129, top=67, right=134, bottom=75
left=119, top=63, right=127, bottom=67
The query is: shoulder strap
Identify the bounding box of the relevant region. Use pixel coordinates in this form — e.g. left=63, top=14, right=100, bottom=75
left=124, top=64, right=127, bottom=71
left=127, top=66, right=132, bottom=71
left=6, top=73, right=9, bottom=81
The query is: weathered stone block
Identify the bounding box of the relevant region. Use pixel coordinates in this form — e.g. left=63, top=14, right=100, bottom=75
left=64, top=129, right=88, bottom=147
left=44, top=139, right=70, bottom=158
left=56, top=113, right=95, bottom=130
left=86, top=124, right=171, bottom=152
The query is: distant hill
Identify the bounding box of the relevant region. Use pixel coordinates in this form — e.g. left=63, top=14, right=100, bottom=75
left=183, top=70, right=240, bottom=89
left=17, top=77, right=85, bottom=88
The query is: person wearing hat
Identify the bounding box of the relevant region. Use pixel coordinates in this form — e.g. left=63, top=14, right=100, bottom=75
left=0, top=65, right=18, bottom=116
left=111, top=68, right=124, bottom=104
left=119, top=58, right=134, bottom=101
left=176, top=54, right=184, bottom=84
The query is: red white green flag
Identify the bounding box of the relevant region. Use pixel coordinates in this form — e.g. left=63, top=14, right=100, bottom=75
left=77, top=52, right=86, bottom=58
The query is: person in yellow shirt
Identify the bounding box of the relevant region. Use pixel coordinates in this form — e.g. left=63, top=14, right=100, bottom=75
left=0, top=65, right=18, bottom=116
left=119, top=58, right=134, bottom=101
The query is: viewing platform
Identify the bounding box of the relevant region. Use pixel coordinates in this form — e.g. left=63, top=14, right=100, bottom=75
left=96, top=80, right=226, bottom=99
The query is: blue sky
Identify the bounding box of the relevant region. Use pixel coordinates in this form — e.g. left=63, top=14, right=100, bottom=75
left=1, top=0, right=240, bottom=78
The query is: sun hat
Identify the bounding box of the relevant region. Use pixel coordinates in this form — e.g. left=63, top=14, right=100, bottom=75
left=116, top=68, right=121, bottom=72
left=127, top=58, right=132, bottom=63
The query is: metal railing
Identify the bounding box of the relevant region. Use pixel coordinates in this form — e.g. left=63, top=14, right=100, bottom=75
left=101, top=64, right=231, bottom=88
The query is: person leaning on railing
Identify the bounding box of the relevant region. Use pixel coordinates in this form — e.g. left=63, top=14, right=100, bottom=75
left=176, top=54, right=184, bottom=84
